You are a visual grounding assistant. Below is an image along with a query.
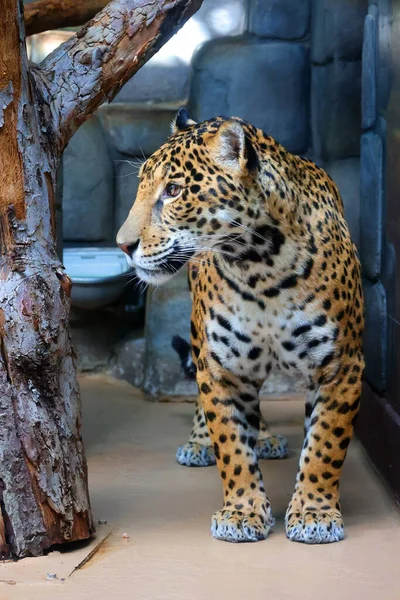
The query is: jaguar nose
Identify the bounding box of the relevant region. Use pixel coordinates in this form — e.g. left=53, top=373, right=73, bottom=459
left=118, top=239, right=139, bottom=258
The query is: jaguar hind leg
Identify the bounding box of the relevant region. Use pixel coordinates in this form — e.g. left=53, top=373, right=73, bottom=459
left=176, top=397, right=288, bottom=466
left=257, top=419, right=288, bottom=459
left=176, top=397, right=216, bottom=466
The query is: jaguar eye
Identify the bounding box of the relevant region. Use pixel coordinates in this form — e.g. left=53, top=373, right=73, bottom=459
left=164, top=183, right=181, bottom=198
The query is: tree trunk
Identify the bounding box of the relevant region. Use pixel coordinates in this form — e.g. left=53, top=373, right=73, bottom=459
left=0, top=0, right=203, bottom=558
left=25, top=0, right=110, bottom=37
left=0, top=0, right=93, bottom=559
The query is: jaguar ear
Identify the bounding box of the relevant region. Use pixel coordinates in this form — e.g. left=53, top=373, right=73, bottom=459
left=216, top=120, right=245, bottom=167
left=171, top=108, right=197, bottom=133
left=213, top=119, right=258, bottom=172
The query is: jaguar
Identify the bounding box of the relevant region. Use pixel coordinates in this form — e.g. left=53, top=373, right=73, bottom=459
left=117, top=108, right=364, bottom=544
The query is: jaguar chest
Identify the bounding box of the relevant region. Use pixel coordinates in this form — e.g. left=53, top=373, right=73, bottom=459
left=194, top=272, right=337, bottom=382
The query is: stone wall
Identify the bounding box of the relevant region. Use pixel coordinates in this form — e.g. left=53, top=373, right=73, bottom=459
left=356, top=0, right=400, bottom=502
left=359, top=0, right=392, bottom=393
left=60, top=0, right=368, bottom=396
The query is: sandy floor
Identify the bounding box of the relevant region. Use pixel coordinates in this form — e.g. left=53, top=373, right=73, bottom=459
left=2, top=375, right=400, bottom=600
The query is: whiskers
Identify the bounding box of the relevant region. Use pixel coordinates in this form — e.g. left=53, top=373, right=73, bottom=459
left=196, top=232, right=248, bottom=250
left=115, top=157, right=145, bottom=178
left=123, top=269, right=149, bottom=295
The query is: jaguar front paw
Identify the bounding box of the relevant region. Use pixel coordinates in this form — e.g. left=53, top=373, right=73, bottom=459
left=211, top=508, right=274, bottom=543
left=285, top=502, right=344, bottom=544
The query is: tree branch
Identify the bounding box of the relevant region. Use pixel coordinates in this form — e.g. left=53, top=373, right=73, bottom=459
left=35, top=0, right=203, bottom=151
left=25, top=0, right=110, bottom=37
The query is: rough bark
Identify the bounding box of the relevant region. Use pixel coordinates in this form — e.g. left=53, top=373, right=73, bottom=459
left=25, top=0, right=110, bottom=37
left=0, top=0, right=203, bottom=558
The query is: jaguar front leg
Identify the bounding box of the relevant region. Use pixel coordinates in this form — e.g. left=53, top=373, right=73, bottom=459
left=197, top=362, right=273, bottom=542
left=286, top=363, right=362, bottom=544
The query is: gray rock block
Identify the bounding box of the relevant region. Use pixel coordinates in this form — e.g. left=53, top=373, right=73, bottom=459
left=368, top=4, right=379, bottom=22
left=114, top=158, right=141, bottom=233
left=326, top=158, right=360, bottom=248
left=375, top=2, right=392, bottom=111
left=311, top=0, right=368, bottom=63
left=62, top=117, right=113, bottom=242
left=260, top=373, right=304, bottom=395
left=376, top=116, right=387, bottom=236
left=362, top=14, right=378, bottom=130
left=71, top=309, right=119, bottom=372
left=99, top=106, right=176, bottom=157
left=113, top=62, right=189, bottom=105
left=144, top=268, right=197, bottom=397
left=311, top=61, right=362, bottom=160
left=190, top=38, right=309, bottom=154
left=111, top=334, right=146, bottom=389
left=363, top=279, right=387, bottom=392
left=360, top=132, right=383, bottom=281
left=248, top=0, right=310, bottom=40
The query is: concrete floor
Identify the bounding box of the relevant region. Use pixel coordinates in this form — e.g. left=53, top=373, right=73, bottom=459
left=2, top=375, right=400, bottom=600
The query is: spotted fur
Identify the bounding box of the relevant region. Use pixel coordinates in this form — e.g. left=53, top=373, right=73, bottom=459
left=117, top=110, right=365, bottom=544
